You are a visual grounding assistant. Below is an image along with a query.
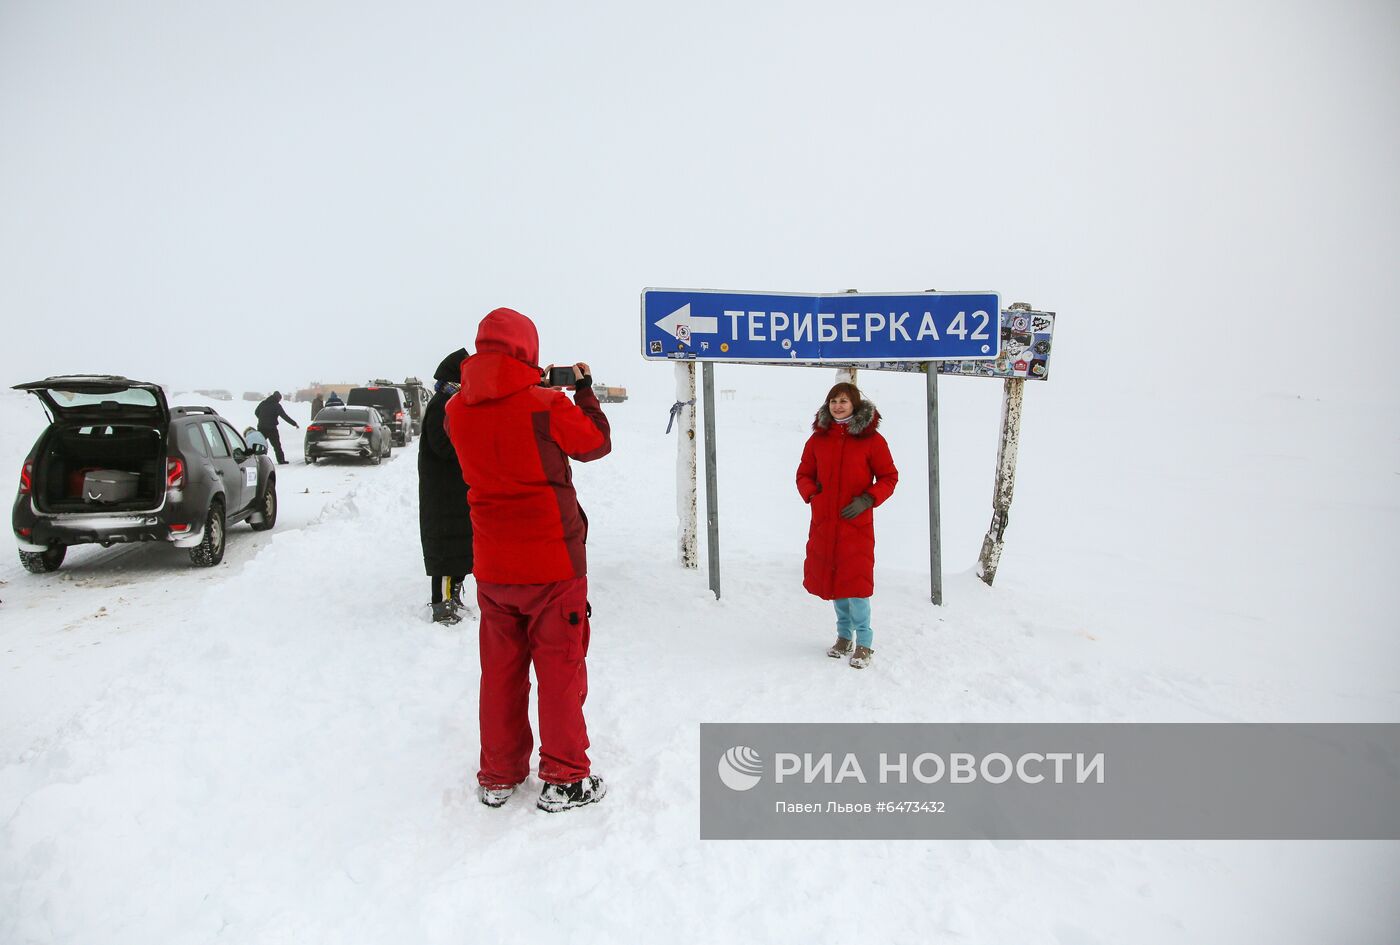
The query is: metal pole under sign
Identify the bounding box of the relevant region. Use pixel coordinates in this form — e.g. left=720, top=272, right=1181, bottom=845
left=926, top=364, right=943, bottom=605
left=702, top=361, right=721, bottom=599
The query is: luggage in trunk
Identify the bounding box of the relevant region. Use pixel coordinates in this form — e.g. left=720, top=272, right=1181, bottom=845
left=36, top=424, right=165, bottom=512
left=82, top=469, right=142, bottom=504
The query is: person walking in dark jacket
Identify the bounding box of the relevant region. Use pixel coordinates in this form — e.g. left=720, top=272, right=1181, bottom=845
left=325, top=391, right=344, bottom=407
left=254, top=391, right=299, bottom=465
left=310, top=393, right=325, bottom=420
left=419, top=348, right=474, bottom=626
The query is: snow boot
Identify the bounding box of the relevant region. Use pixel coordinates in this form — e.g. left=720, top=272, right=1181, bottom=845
left=537, top=775, right=607, bottom=813
left=477, top=783, right=518, bottom=808
left=848, top=645, right=874, bottom=669
left=432, top=601, right=462, bottom=626
left=448, top=583, right=475, bottom=619
left=827, top=637, right=854, bottom=659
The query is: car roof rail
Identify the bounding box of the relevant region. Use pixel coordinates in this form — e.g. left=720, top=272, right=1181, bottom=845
left=172, top=405, right=218, bottom=416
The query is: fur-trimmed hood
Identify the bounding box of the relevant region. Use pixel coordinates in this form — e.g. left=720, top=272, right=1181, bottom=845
left=812, top=399, right=880, bottom=437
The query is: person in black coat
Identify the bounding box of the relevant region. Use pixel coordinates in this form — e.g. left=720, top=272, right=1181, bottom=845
left=254, top=391, right=299, bottom=465
left=419, top=348, right=474, bottom=625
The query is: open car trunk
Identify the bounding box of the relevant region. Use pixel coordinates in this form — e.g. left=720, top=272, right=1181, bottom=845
left=34, top=423, right=167, bottom=513
left=13, top=376, right=172, bottom=513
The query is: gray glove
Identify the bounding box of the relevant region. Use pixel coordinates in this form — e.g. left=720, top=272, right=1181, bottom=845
left=840, top=493, right=874, bottom=519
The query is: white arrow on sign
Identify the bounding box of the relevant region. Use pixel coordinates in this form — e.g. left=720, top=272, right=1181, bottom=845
left=654, top=303, right=719, bottom=340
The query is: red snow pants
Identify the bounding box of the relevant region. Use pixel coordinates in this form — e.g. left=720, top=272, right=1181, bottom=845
left=476, top=575, right=591, bottom=787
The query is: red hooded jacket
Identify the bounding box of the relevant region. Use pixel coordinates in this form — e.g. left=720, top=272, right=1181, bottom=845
left=796, top=400, right=898, bottom=600
left=445, top=308, right=611, bottom=584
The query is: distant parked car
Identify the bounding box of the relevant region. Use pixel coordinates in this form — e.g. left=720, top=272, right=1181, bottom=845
left=304, top=406, right=392, bottom=464
left=347, top=386, right=413, bottom=446
left=11, top=376, right=277, bottom=572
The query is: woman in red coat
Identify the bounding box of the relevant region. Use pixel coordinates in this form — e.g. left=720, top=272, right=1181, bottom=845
left=795, top=382, right=899, bottom=668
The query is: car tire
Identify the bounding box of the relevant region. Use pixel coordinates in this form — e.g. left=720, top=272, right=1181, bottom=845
left=250, top=477, right=277, bottom=531
left=371, top=450, right=381, bottom=466
left=190, top=499, right=226, bottom=567
left=305, top=454, right=316, bottom=465
left=19, top=546, right=66, bottom=574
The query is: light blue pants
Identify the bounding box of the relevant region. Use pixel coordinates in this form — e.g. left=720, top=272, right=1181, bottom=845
left=834, top=597, right=873, bottom=648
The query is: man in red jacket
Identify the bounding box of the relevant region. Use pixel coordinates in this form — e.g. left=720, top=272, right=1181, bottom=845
left=445, top=307, right=611, bottom=812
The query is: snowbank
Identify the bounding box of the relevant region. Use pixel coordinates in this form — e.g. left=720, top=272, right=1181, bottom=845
left=1, top=381, right=1396, bottom=944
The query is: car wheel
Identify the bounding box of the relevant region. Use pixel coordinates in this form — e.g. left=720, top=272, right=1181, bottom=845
left=190, top=499, right=226, bottom=567
left=250, top=477, right=277, bottom=531
left=305, top=454, right=316, bottom=465
left=19, top=546, right=66, bottom=574
left=371, top=450, right=381, bottom=466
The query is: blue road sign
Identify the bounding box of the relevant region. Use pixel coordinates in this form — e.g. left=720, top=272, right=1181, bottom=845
left=641, top=288, right=1001, bottom=363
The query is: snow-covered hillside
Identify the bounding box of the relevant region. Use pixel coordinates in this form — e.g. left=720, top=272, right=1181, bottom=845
left=1, top=379, right=1396, bottom=944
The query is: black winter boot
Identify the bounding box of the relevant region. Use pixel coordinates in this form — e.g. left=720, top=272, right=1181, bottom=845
left=477, top=783, right=517, bottom=808
left=432, top=601, right=462, bottom=625
left=537, top=775, right=607, bottom=812
left=448, top=580, right=474, bottom=618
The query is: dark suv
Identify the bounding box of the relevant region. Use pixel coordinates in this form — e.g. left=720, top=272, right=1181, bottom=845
left=11, top=376, right=278, bottom=572
left=367, top=378, right=428, bottom=435
left=400, top=378, right=427, bottom=434
left=347, top=385, right=413, bottom=446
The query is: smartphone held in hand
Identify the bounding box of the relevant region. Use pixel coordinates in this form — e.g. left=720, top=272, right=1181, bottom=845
left=542, top=366, right=577, bottom=388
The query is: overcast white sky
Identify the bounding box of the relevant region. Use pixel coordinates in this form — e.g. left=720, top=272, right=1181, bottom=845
left=2, top=0, right=1397, bottom=403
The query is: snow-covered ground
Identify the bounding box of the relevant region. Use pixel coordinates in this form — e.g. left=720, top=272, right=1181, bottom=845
left=1, top=378, right=1396, bottom=944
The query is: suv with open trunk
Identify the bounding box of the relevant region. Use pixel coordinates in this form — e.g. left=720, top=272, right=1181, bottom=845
left=11, top=376, right=278, bottom=572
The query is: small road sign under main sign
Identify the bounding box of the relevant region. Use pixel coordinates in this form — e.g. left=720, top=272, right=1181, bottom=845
left=641, top=288, right=1001, bottom=363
